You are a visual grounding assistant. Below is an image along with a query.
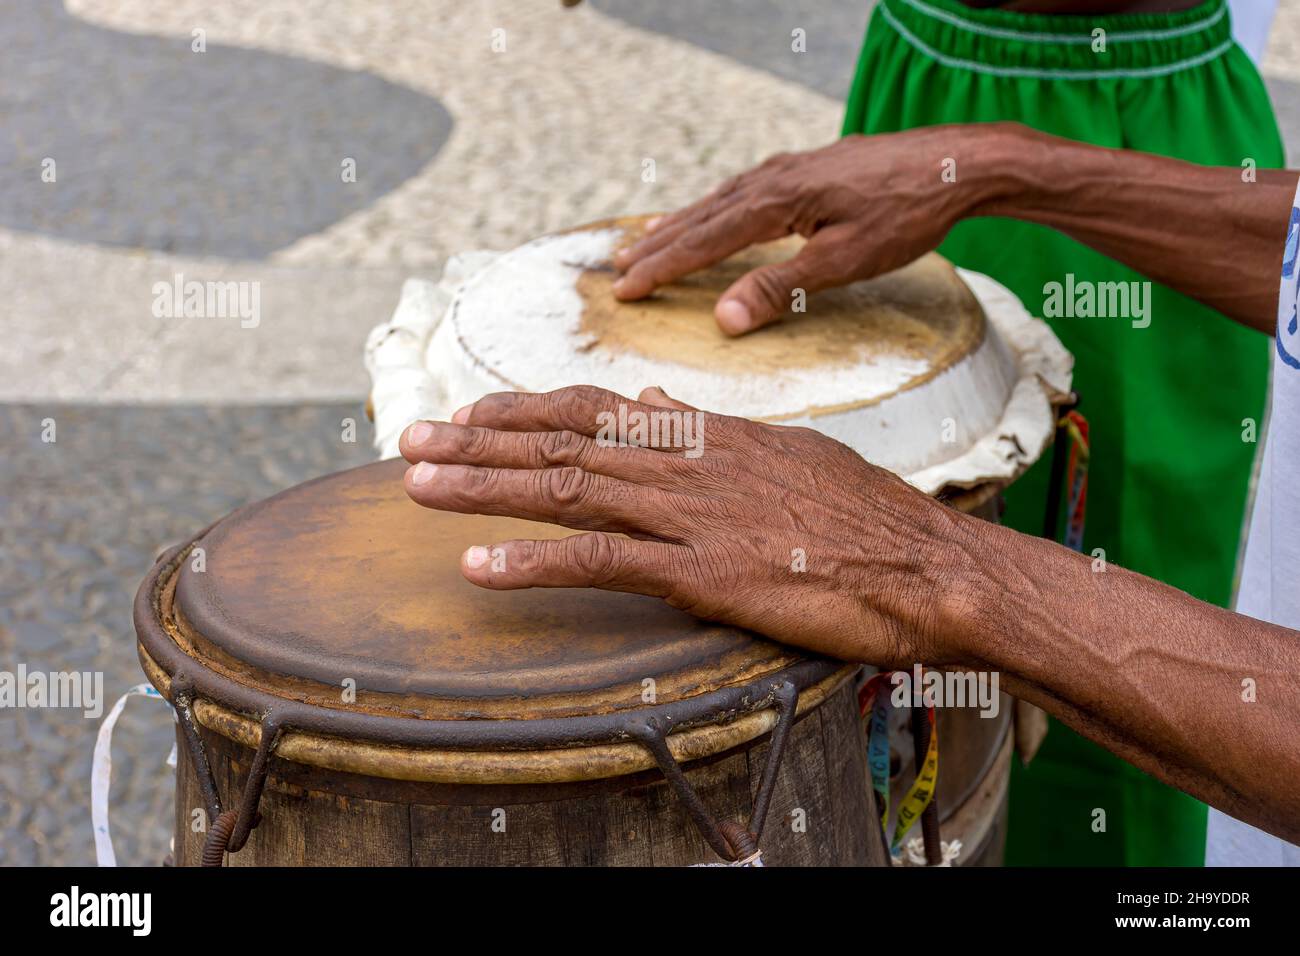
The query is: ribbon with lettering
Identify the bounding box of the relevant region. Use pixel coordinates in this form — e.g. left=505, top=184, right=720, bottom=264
left=859, top=671, right=940, bottom=854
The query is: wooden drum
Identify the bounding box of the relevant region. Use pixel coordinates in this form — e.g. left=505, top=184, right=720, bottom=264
left=133, top=216, right=1072, bottom=867
left=135, top=460, right=885, bottom=866
left=360, top=215, right=1073, bottom=866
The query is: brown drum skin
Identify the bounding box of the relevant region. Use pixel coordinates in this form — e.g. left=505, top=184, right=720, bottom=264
left=147, top=471, right=1016, bottom=868
left=171, top=677, right=887, bottom=867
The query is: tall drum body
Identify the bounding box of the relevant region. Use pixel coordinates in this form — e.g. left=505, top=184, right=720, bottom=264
left=361, top=216, right=1072, bottom=866
left=137, top=461, right=885, bottom=866
left=133, top=216, right=1072, bottom=867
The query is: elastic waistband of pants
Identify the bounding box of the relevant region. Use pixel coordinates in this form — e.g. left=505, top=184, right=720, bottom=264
left=878, top=0, right=1234, bottom=79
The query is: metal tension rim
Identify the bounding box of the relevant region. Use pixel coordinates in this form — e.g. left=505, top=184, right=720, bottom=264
left=137, top=539, right=854, bottom=864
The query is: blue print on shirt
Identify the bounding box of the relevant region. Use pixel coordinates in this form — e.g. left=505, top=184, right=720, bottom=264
left=1278, top=206, right=1300, bottom=370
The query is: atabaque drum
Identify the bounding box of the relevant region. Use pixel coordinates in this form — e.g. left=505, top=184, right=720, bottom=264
left=135, top=461, right=882, bottom=866
left=360, top=215, right=1074, bottom=865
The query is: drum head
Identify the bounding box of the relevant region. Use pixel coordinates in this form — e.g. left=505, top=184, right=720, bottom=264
left=449, top=216, right=987, bottom=420
left=374, top=215, right=1072, bottom=495
left=170, top=459, right=802, bottom=721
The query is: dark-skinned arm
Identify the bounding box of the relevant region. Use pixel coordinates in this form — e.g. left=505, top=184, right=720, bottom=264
left=398, top=385, right=1300, bottom=843
left=613, top=123, right=1296, bottom=335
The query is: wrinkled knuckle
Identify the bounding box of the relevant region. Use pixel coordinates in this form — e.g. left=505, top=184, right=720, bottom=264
left=751, top=267, right=790, bottom=311
left=705, top=414, right=750, bottom=449
left=463, top=467, right=496, bottom=496
left=753, top=194, right=792, bottom=228
left=539, top=429, right=585, bottom=467
left=762, top=150, right=792, bottom=170
left=562, top=384, right=607, bottom=424
left=570, top=533, right=625, bottom=583
left=823, top=241, right=861, bottom=276
left=457, top=426, right=491, bottom=459
left=666, top=549, right=731, bottom=617
left=647, top=256, right=682, bottom=287
left=567, top=384, right=605, bottom=405
left=680, top=225, right=712, bottom=251
left=542, top=466, right=591, bottom=509
left=702, top=541, right=747, bottom=587
left=474, top=392, right=513, bottom=421
left=659, top=551, right=699, bottom=601
left=761, top=422, right=829, bottom=457
left=510, top=540, right=544, bottom=575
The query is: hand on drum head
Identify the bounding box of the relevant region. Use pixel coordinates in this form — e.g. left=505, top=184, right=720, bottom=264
left=398, top=384, right=966, bottom=668
left=611, top=127, right=1005, bottom=336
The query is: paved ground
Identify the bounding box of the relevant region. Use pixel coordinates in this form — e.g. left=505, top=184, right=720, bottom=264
left=0, top=0, right=847, bottom=867
left=4, top=0, right=1300, bottom=866
left=593, top=0, right=873, bottom=99
left=0, top=404, right=373, bottom=865
left=2, top=0, right=451, bottom=258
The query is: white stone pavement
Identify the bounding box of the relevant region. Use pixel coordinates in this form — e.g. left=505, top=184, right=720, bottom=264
left=9, top=0, right=1300, bottom=404
left=8, top=0, right=841, bottom=403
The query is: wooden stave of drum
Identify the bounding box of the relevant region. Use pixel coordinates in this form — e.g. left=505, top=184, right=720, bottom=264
left=136, top=215, right=1072, bottom=866
left=135, top=467, right=1020, bottom=868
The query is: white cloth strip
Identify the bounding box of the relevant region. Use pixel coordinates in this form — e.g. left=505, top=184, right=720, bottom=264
left=92, top=683, right=173, bottom=868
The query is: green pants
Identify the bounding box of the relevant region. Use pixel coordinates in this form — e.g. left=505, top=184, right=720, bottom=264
left=843, top=0, right=1282, bottom=866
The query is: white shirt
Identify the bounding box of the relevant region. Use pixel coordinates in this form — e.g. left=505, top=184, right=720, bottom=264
left=1205, top=177, right=1300, bottom=866
left=1228, top=0, right=1277, bottom=65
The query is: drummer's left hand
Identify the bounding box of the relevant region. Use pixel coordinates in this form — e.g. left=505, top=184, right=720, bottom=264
left=610, top=126, right=1014, bottom=335
left=399, top=384, right=975, bottom=668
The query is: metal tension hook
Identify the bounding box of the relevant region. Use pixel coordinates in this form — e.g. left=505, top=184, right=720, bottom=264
left=629, top=680, right=800, bottom=865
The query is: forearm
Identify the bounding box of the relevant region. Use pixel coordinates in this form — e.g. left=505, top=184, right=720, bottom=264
left=972, top=123, right=1296, bottom=334
left=929, top=510, right=1300, bottom=842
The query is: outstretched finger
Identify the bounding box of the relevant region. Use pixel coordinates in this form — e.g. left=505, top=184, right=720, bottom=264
left=459, top=533, right=688, bottom=599
left=612, top=203, right=787, bottom=302
left=400, top=420, right=673, bottom=484
left=713, top=225, right=859, bottom=335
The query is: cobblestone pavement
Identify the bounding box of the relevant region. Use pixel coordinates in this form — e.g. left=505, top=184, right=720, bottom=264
left=0, top=404, right=373, bottom=865
left=64, top=0, right=844, bottom=271
left=12, top=0, right=843, bottom=405
left=5, top=1, right=1300, bottom=867
left=3, top=0, right=451, bottom=258
left=3, top=0, right=849, bottom=867
left=593, top=0, right=874, bottom=100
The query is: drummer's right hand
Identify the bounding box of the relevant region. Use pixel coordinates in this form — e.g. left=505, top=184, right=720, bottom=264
left=399, top=384, right=983, bottom=669
left=613, top=123, right=1025, bottom=335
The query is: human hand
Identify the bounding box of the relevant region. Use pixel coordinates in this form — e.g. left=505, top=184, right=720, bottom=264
left=613, top=125, right=1014, bottom=334
left=400, top=384, right=970, bottom=666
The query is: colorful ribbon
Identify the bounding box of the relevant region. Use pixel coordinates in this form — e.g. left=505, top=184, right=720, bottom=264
left=1062, top=410, right=1090, bottom=552
left=859, top=670, right=940, bottom=854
